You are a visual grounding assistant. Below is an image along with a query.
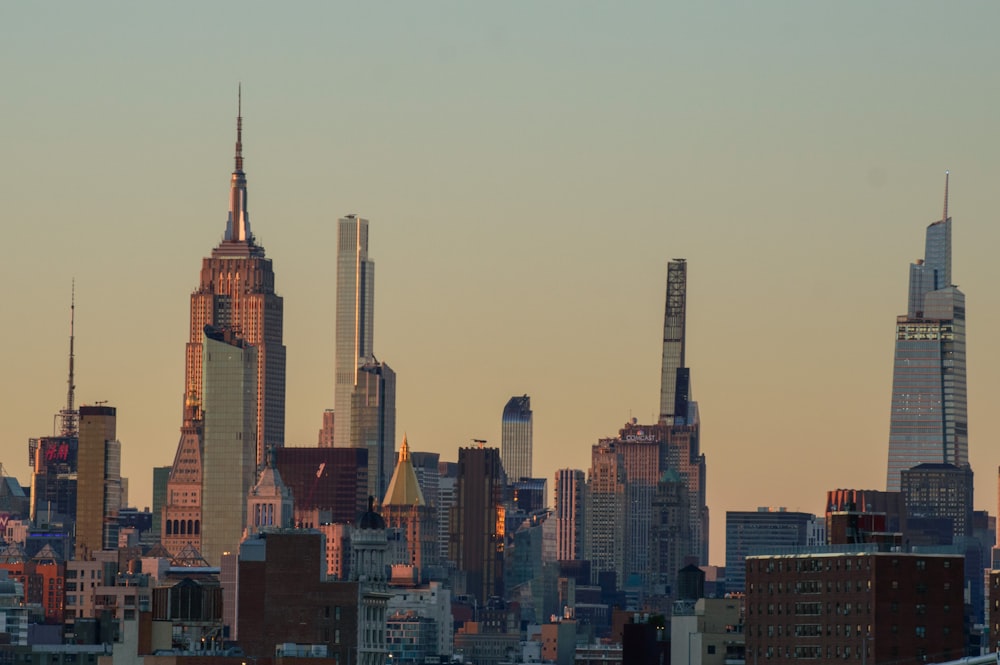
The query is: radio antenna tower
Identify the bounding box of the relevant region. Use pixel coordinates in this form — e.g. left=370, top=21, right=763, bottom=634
left=58, top=280, right=79, bottom=437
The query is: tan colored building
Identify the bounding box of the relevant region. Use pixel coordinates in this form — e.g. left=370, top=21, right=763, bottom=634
left=671, top=597, right=745, bottom=665
left=381, top=436, right=437, bottom=579
left=75, top=406, right=120, bottom=560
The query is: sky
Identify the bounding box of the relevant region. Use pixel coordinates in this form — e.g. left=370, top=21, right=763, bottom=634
left=2, top=2, right=999, bottom=565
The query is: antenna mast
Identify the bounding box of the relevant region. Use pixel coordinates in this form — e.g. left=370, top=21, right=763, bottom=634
left=59, top=281, right=79, bottom=437
left=943, top=170, right=950, bottom=222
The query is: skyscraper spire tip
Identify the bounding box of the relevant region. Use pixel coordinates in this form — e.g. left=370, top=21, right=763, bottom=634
left=235, top=84, right=243, bottom=173
left=943, top=170, right=949, bottom=222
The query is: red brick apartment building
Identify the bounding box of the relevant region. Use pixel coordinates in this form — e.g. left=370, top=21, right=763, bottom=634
left=745, top=552, right=963, bottom=665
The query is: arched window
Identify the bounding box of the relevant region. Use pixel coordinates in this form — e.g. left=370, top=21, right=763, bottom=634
left=194, top=520, right=200, bottom=535
left=166, top=520, right=172, bottom=535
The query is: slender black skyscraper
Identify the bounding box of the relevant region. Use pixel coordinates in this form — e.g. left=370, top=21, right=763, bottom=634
left=659, top=260, right=689, bottom=425
left=885, top=173, right=968, bottom=491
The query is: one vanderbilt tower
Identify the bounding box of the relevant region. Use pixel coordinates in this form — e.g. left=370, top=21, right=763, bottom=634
left=885, top=173, right=968, bottom=491
left=185, top=90, right=286, bottom=468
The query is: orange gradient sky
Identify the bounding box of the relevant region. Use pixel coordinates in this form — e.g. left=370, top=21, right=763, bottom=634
left=3, top=3, right=1000, bottom=564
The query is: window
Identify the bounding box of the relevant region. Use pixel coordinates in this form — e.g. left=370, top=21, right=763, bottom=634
left=916, top=626, right=926, bottom=638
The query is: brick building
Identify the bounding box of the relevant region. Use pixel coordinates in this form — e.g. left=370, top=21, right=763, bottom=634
left=745, top=552, right=963, bottom=665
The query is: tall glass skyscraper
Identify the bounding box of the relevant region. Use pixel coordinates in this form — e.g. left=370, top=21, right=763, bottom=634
left=885, top=173, right=968, bottom=492
left=333, top=214, right=395, bottom=499
left=501, top=395, right=533, bottom=482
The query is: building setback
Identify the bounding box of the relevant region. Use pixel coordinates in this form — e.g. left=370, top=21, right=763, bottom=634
left=886, top=173, right=968, bottom=491
left=745, top=552, right=964, bottom=665
left=184, top=97, right=285, bottom=468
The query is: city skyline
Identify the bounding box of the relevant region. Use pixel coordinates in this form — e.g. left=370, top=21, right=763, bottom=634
left=4, top=3, right=1000, bottom=565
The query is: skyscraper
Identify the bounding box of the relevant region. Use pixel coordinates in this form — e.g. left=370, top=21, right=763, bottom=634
left=885, top=173, right=968, bottom=492
left=200, top=326, right=258, bottom=566
left=450, top=446, right=507, bottom=605
left=585, top=441, right=625, bottom=587
left=75, top=405, right=121, bottom=559
left=659, top=260, right=688, bottom=425
left=334, top=215, right=375, bottom=449
left=501, top=395, right=533, bottom=482
left=185, top=92, right=285, bottom=470
left=333, top=214, right=396, bottom=499
left=554, top=468, right=587, bottom=562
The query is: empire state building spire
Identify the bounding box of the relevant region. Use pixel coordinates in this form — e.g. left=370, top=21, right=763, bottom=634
left=225, top=84, right=252, bottom=243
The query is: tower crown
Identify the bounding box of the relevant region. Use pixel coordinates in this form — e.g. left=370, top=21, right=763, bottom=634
left=224, top=84, right=252, bottom=243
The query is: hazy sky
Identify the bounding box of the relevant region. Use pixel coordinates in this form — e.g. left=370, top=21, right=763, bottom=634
left=3, top=3, right=999, bottom=564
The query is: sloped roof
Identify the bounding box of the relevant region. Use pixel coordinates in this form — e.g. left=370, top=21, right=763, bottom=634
left=382, top=435, right=425, bottom=507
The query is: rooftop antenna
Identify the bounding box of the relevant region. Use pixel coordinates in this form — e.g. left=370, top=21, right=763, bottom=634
left=235, top=83, right=243, bottom=173
left=59, top=280, right=78, bottom=437
left=942, top=170, right=950, bottom=222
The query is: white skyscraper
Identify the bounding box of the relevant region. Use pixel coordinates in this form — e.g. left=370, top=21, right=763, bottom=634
left=332, top=215, right=395, bottom=499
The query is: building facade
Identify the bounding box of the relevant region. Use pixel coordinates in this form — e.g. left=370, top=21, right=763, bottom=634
left=886, top=174, right=968, bottom=491
left=725, top=508, right=816, bottom=594
left=199, top=327, right=257, bottom=567
left=554, top=469, right=587, bottom=562
left=900, top=462, right=974, bottom=541
left=745, top=552, right=964, bottom=665
left=450, top=447, right=507, bottom=605
left=501, top=395, right=533, bottom=482
left=75, top=406, right=121, bottom=559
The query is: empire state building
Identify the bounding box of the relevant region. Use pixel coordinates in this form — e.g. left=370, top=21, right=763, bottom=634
left=184, top=94, right=286, bottom=468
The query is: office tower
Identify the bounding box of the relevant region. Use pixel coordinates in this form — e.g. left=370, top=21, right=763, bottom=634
left=161, top=392, right=204, bottom=556
left=613, top=434, right=660, bottom=586
left=151, top=466, right=170, bottom=540
left=75, top=405, right=121, bottom=559
left=437, top=461, right=458, bottom=568
left=724, top=508, right=815, bottom=594
left=649, top=469, right=690, bottom=597
left=382, top=436, right=438, bottom=578
left=659, top=260, right=687, bottom=424
left=501, top=395, right=533, bottom=482
left=585, top=442, right=625, bottom=588
left=886, top=174, right=968, bottom=491
left=200, top=326, right=258, bottom=566
left=409, top=451, right=441, bottom=515
left=900, top=462, right=973, bottom=541
left=185, top=94, right=285, bottom=470
left=555, top=469, right=587, bottom=562
left=273, top=447, right=368, bottom=526
left=352, top=360, right=396, bottom=500
left=334, top=214, right=375, bottom=448
left=333, top=214, right=396, bottom=499
left=450, top=447, right=507, bottom=605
